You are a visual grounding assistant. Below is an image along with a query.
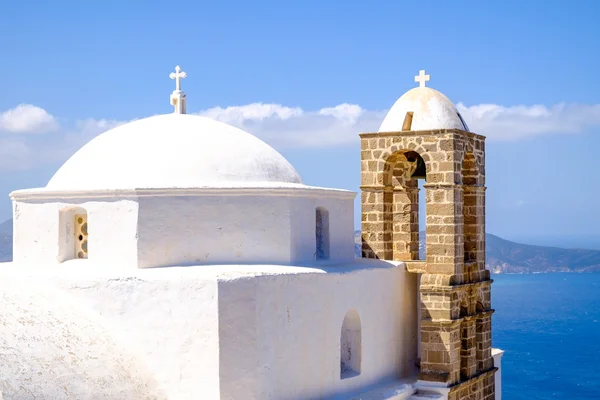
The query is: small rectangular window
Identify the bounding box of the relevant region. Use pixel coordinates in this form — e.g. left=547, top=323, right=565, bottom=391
left=316, top=207, right=330, bottom=260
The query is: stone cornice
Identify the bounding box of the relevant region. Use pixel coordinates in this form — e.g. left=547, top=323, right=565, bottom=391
left=361, top=184, right=487, bottom=191
left=447, top=367, right=498, bottom=391
left=405, top=260, right=427, bottom=274
left=359, top=128, right=486, bottom=141
left=420, top=279, right=494, bottom=292
left=420, top=309, right=495, bottom=326
left=10, top=186, right=357, bottom=202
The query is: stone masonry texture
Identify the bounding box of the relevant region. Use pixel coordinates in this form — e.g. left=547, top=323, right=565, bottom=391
left=360, top=128, right=496, bottom=399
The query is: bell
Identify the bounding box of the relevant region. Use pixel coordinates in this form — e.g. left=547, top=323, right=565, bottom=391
left=410, top=156, right=427, bottom=180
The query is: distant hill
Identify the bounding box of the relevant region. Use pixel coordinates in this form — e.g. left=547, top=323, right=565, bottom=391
left=485, top=233, right=600, bottom=273
left=353, top=230, right=600, bottom=274
left=1, top=219, right=599, bottom=272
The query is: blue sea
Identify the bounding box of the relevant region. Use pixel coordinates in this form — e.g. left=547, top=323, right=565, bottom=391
left=493, top=273, right=600, bottom=399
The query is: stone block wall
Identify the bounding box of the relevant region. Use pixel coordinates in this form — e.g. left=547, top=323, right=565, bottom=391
left=359, top=129, right=496, bottom=399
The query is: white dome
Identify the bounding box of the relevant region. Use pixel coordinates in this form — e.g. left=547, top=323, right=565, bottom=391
left=378, top=87, right=469, bottom=132
left=0, top=279, right=162, bottom=399
left=47, top=114, right=303, bottom=191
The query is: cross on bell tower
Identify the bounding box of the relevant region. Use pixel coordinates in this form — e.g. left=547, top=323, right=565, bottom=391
left=169, top=65, right=187, bottom=114
left=415, top=69, right=430, bottom=88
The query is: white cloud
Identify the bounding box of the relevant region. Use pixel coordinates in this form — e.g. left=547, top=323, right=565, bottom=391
left=201, top=102, right=303, bottom=123
left=457, top=103, right=600, bottom=140
left=0, top=114, right=130, bottom=171
left=0, top=100, right=599, bottom=171
left=0, top=104, right=58, bottom=134
left=198, top=102, right=385, bottom=147
left=200, top=101, right=600, bottom=147
left=318, top=103, right=364, bottom=122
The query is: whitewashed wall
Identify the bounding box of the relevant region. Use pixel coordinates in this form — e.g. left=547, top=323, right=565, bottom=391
left=0, top=274, right=164, bottom=399
left=218, top=261, right=419, bottom=399
left=12, top=197, right=138, bottom=266
left=1, top=258, right=417, bottom=400
left=137, top=190, right=356, bottom=268
left=12, top=187, right=355, bottom=269
left=289, top=195, right=356, bottom=264
left=492, top=349, right=504, bottom=400
left=136, top=194, right=294, bottom=267
left=47, top=268, right=221, bottom=399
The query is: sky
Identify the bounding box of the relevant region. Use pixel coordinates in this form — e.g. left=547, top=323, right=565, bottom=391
left=0, top=0, right=599, bottom=247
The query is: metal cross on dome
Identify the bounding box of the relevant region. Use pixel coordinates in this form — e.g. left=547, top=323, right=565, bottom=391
left=415, top=69, right=430, bottom=88
left=169, top=65, right=187, bottom=91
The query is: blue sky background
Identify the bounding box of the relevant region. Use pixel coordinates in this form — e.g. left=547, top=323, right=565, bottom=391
left=0, top=0, right=599, bottom=248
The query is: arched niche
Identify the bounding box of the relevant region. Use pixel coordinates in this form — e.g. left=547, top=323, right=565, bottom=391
left=340, top=309, right=362, bottom=379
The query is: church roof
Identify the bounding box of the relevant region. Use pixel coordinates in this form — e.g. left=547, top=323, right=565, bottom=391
left=378, top=70, right=469, bottom=133
left=47, top=113, right=303, bottom=191
left=0, top=278, right=162, bottom=399
left=47, top=65, right=302, bottom=192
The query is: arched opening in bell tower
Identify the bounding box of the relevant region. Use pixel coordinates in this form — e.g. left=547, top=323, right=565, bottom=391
left=462, top=150, right=479, bottom=284
left=382, top=149, right=427, bottom=261
left=462, top=151, right=478, bottom=263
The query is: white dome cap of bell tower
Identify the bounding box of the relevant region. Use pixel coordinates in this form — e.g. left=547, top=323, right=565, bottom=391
left=378, top=70, right=470, bottom=133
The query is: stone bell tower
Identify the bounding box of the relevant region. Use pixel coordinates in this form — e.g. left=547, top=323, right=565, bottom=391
left=360, top=70, right=496, bottom=399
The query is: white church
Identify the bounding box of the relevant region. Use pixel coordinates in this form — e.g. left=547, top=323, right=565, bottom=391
left=0, top=67, right=503, bottom=399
